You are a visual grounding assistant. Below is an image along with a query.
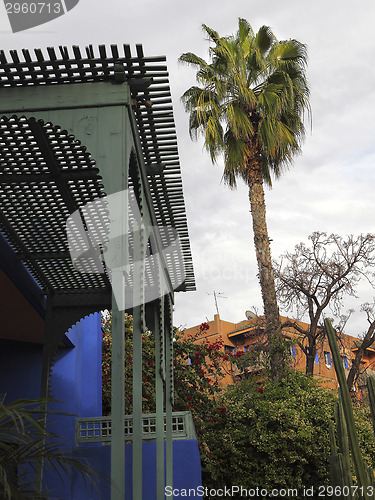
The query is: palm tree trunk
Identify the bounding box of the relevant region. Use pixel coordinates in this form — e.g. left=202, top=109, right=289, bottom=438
left=247, top=160, right=285, bottom=382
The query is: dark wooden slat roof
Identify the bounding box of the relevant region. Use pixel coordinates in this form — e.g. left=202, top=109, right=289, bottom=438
left=0, top=44, right=195, bottom=294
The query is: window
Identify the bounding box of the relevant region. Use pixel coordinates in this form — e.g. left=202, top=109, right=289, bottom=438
left=324, top=351, right=332, bottom=367
left=342, top=356, right=349, bottom=369
left=224, top=345, right=236, bottom=355
left=290, top=345, right=297, bottom=358
left=314, top=351, right=319, bottom=364
left=244, top=345, right=250, bottom=352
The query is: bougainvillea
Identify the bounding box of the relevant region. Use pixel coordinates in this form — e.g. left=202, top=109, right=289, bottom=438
left=102, top=312, right=157, bottom=415
left=101, top=314, right=236, bottom=465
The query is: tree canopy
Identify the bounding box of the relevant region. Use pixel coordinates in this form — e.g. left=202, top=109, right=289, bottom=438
left=179, top=18, right=311, bottom=187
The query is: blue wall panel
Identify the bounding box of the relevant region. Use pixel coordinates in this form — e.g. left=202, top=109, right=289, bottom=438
left=43, top=313, right=103, bottom=498
left=0, top=313, right=203, bottom=499
left=71, top=440, right=202, bottom=499
left=0, top=340, right=42, bottom=401
left=48, top=313, right=102, bottom=421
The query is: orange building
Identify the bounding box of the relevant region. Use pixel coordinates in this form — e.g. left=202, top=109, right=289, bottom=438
left=182, top=313, right=375, bottom=394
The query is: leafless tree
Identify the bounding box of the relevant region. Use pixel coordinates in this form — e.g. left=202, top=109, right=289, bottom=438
left=274, top=232, right=375, bottom=376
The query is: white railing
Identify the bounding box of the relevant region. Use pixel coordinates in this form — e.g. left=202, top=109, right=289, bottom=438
left=75, top=411, right=196, bottom=445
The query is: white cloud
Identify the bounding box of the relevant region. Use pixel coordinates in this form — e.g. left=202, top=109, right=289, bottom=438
left=1, top=0, right=375, bottom=335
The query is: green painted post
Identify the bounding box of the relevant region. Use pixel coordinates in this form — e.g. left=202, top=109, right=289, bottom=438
left=35, top=298, right=54, bottom=495
left=155, top=296, right=166, bottom=500
left=111, top=278, right=126, bottom=500
left=109, top=188, right=129, bottom=500
left=100, top=96, right=131, bottom=500
left=132, top=167, right=149, bottom=498
left=132, top=309, right=143, bottom=499
left=165, top=295, right=174, bottom=491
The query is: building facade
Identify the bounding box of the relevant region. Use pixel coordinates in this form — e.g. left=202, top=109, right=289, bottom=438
left=182, top=313, right=375, bottom=394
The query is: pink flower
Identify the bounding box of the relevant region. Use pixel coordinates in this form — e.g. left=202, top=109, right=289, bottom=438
left=199, top=322, right=210, bottom=331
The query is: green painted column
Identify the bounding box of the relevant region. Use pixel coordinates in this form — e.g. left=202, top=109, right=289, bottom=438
left=131, top=162, right=148, bottom=499
left=132, top=304, right=143, bottom=499
left=145, top=299, right=165, bottom=499
left=132, top=226, right=145, bottom=499
left=156, top=297, right=166, bottom=500
left=35, top=297, right=54, bottom=495
left=108, top=183, right=129, bottom=500
left=165, top=294, right=174, bottom=491
left=111, top=276, right=126, bottom=500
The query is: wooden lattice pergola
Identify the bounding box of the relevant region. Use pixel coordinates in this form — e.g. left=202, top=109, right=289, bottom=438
left=0, top=44, right=195, bottom=499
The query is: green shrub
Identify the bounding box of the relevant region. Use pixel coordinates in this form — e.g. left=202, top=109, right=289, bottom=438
left=202, top=371, right=338, bottom=497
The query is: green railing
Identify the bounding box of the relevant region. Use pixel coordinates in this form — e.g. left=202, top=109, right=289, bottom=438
left=75, top=411, right=197, bottom=445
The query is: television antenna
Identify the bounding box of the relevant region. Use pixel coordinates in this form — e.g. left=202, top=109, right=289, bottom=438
left=207, top=291, right=227, bottom=316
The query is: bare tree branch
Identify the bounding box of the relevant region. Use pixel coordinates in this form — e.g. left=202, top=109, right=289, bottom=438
left=274, top=232, right=375, bottom=376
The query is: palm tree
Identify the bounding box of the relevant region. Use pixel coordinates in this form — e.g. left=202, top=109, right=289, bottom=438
left=179, top=18, right=310, bottom=381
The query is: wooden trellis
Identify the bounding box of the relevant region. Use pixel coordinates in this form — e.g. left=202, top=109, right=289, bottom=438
left=0, top=44, right=195, bottom=500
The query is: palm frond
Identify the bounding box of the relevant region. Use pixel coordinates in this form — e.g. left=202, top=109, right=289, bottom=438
left=222, top=128, right=248, bottom=188
left=237, top=18, right=253, bottom=43
left=253, top=25, right=275, bottom=55
left=0, top=464, right=11, bottom=500
left=204, top=116, right=225, bottom=163
left=180, top=18, right=311, bottom=186
left=179, top=52, right=208, bottom=69
left=274, top=39, right=308, bottom=67
left=257, top=83, right=283, bottom=113
left=225, top=102, right=254, bottom=139
left=202, top=24, right=221, bottom=45
left=0, top=399, right=47, bottom=436
left=0, top=398, right=103, bottom=499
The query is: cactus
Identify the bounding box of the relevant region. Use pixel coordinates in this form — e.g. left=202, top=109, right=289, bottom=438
left=325, top=319, right=375, bottom=499
left=368, top=376, right=375, bottom=435
left=335, top=395, right=354, bottom=493
left=329, top=410, right=354, bottom=500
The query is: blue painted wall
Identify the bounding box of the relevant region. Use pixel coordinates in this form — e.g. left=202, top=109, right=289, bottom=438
left=0, top=339, right=42, bottom=401
left=47, top=312, right=103, bottom=447
left=0, top=313, right=102, bottom=436
left=0, top=311, right=203, bottom=499
left=0, top=312, right=103, bottom=498
left=43, top=313, right=103, bottom=498
left=71, top=440, right=202, bottom=499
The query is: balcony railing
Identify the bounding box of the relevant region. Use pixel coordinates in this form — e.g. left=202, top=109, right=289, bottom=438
left=75, top=411, right=197, bottom=445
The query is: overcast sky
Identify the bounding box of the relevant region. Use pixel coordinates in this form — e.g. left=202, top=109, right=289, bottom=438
left=1, top=0, right=374, bottom=336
